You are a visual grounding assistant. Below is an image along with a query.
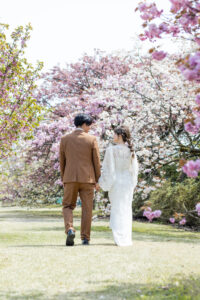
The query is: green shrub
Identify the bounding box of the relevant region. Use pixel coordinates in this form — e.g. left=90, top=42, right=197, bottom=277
left=149, top=178, right=200, bottom=227
left=132, top=192, right=146, bottom=218
left=132, top=163, right=186, bottom=219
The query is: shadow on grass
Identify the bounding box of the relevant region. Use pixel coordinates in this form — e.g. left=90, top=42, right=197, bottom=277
left=0, top=217, right=63, bottom=223
left=0, top=209, right=90, bottom=220
left=9, top=243, right=115, bottom=248
left=0, top=276, right=200, bottom=299
left=132, top=224, right=200, bottom=244
left=0, top=211, right=62, bottom=218
left=30, top=225, right=111, bottom=232
left=27, top=224, right=200, bottom=244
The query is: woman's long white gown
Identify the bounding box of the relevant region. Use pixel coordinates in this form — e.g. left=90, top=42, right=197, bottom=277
left=99, top=144, right=138, bottom=246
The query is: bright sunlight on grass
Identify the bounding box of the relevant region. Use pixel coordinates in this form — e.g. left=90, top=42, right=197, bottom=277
left=0, top=207, right=200, bottom=299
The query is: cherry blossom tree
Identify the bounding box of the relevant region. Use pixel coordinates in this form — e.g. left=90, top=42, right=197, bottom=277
left=1, top=5, right=199, bottom=226
left=0, top=23, right=43, bottom=159
left=18, top=50, right=198, bottom=208
left=8, top=52, right=130, bottom=203
left=136, top=0, right=200, bottom=178
left=3, top=47, right=200, bottom=224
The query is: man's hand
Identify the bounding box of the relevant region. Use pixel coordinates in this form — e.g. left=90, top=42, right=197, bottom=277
left=95, top=183, right=100, bottom=192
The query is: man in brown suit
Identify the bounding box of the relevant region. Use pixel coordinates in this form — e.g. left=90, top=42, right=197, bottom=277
left=59, top=113, right=101, bottom=246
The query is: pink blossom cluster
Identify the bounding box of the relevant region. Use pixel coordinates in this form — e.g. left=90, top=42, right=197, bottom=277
left=170, top=0, right=187, bottom=13
left=137, top=0, right=200, bottom=66
left=196, top=94, right=200, bottom=106
left=179, top=218, right=186, bottom=225
left=182, top=159, right=200, bottom=178
left=38, top=53, right=130, bottom=104
left=180, top=52, right=200, bottom=82
left=140, top=23, right=169, bottom=41
left=138, top=2, right=163, bottom=21
left=184, top=118, right=200, bottom=134
left=138, top=0, right=200, bottom=39
left=143, top=207, right=162, bottom=222
left=196, top=203, right=200, bottom=216
left=169, top=217, right=175, bottom=223
left=137, top=0, right=200, bottom=178
left=169, top=217, right=186, bottom=225
left=169, top=203, right=200, bottom=225
left=152, top=51, right=167, bottom=61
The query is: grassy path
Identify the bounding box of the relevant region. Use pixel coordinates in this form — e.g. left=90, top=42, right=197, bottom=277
left=0, top=207, right=200, bottom=299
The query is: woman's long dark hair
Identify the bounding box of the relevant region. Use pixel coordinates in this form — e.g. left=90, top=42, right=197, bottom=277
left=114, top=126, right=135, bottom=158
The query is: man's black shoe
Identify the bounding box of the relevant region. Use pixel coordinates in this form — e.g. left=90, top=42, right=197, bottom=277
left=66, top=229, right=75, bottom=246
left=82, top=238, right=89, bottom=245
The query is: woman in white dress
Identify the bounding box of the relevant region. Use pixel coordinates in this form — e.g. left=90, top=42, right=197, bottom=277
left=99, top=126, right=139, bottom=246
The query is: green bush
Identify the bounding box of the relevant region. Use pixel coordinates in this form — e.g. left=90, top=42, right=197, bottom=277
left=132, top=192, right=146, bottom=218
left=132, top=163, right=185, bottom=219
left=149, top=178, right=200, bottom=227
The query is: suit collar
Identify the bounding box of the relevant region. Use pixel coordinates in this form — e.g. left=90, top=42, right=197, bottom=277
left=75, top=127, right=83, bottom=131
left=74, top=129, right=85, bottom=134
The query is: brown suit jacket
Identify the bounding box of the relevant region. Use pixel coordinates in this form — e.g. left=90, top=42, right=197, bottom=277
left=59, top=129, right=101, bottom=183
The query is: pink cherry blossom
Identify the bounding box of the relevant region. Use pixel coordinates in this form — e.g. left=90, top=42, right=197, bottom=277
left=145, top=24, right=162, bottom=39
left=182, top=69, right=198, bottom=81
left=138, top=2, right=163, bottom=20
left=179, top=218, right=186, bottom=225
left=154, top=210, right=162, bottom=218
left=169, top=217, right=175, bottom=223
left=143, top=210, right=154, bottom=222
left=195, top=94, right=200, bottom=106
left=169, top=25, right=180, bottom=36
left=184, top=121, right=199, bottom=134
left=195, top=38, right=200, bottom=45
left=152, top=51, right=167, bottom=61
left=159, top=23, right=169, bottom=33
left=138, top=3, right=148, bottom=12
left=170, top=0, right=186, bottom=13
left=182, top=160, right=200, bottom=178
left=143, top=207, right=162, bottom=222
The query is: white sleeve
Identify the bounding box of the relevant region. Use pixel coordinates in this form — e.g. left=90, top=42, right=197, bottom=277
left=99, top=146, right=116, bottom=192
left=132, top=153, right=139, bottom=191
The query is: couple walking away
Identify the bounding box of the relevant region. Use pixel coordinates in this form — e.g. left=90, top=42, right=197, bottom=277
left=59, top=113, right=139, bottom=247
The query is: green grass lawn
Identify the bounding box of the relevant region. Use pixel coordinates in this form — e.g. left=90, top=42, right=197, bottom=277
left=0, top=207, right=200, bottom=300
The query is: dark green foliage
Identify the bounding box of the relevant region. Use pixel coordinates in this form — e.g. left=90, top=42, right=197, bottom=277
left=132, top=163, right=183, bottom=218
left=149, top=178, right=200, bottom=227
left=132, top=192, right=146, bottom=218
left=162, top=163, right=186, bottom=183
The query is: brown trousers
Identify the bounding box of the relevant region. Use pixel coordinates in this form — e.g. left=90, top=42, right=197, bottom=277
left=62, top=182, right=95, bottom=241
